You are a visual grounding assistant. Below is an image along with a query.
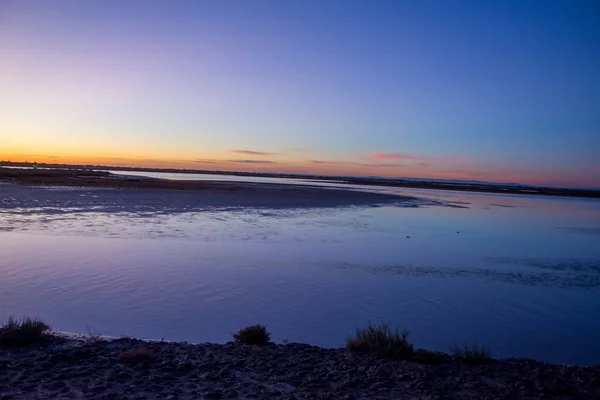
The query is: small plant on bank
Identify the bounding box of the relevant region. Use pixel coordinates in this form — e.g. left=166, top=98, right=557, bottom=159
left=346, top=322, right=414, bottom=360
left=233, top=324, right=271, bottom=345
left=118, top=348, right=153, bottom=363
left=450, top=342, right=492, bottom=363
left=0, top=316, right=50, bottom=347
left=85, top=325, right=102, bottom=342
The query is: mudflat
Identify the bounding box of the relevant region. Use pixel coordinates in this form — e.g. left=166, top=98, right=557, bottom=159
left=3, top=163, right=599, bottom=199
left=0, top=167, right=423, bottom=210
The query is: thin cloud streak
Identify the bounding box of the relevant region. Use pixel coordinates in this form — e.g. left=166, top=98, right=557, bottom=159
left=226, top=159, right=276, bottom=164
left=368, top=152, right=418, bottom=161
left=308, top=160, right=404, bottom=168
left=231, top=150, right=280, bottom=156
left=308, top=160, right=344, bottom=165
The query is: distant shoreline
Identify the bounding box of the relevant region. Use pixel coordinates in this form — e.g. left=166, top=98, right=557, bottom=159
left=2, top=161, right=599, bottom=199
left=0, top=167, right=419, bottom=210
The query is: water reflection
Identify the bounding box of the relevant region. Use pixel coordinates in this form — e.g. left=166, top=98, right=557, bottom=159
left=1, top=182, right=600, bottom=365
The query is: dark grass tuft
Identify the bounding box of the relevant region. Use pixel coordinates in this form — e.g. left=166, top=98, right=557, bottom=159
left=0, top=316, right=50, bottom=347
left=346, top=323, right=414, bottom=360
left=85, top=325, right=102, bottom=342
left=118, top=348, right=154, bottom=363
left=450, top=343, right=492, bottom=364
left=412, top=349, right=451, bottom=365
left=233, top=324, right=271, bottom=345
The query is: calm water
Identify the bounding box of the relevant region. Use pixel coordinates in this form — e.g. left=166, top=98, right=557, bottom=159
left=1, top=174, right=599, bottom=365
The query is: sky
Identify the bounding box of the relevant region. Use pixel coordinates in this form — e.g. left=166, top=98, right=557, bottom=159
left=1, top=0, right=599, bottom=188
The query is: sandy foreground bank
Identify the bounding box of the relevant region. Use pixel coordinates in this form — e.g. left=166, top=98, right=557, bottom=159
left=0, top=168, right=429, bottom=211
left=1, top=337, right=598, bottom=400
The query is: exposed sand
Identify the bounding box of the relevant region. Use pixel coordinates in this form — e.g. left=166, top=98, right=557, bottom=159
left=1, top=337, right=598, bottom=399
left=0, top=169, right=432, bottom=212
left=3, top=164, right=599, bottom=199
left=0, top=183, right=427, bottom=213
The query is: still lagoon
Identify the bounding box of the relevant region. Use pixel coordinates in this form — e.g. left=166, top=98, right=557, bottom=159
left=1, top=174, right=599, bottom=365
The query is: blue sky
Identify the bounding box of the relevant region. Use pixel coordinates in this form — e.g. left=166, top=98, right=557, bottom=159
left=1, top=0, right=599, bottom=186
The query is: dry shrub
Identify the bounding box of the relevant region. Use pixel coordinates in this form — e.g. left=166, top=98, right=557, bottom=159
left=0, top=316, right=50, bottom=347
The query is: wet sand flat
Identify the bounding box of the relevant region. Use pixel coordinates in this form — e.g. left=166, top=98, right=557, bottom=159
left=0, top=168, right=423, bottom=211
left=3, top=164, right=599, bottom=199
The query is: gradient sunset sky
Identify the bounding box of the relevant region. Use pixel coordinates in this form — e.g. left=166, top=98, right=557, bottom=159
left=1, top=0, right=599, bottom=187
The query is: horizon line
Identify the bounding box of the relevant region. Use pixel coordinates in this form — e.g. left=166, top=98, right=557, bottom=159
left=2, top=160, right=598, bottom=192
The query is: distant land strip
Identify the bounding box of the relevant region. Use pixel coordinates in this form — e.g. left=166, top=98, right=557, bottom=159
left=1, top=161, right=599, bottom=199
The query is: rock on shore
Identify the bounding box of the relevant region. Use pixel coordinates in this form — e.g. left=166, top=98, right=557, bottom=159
left=1, top=338, right=598, bottom=399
